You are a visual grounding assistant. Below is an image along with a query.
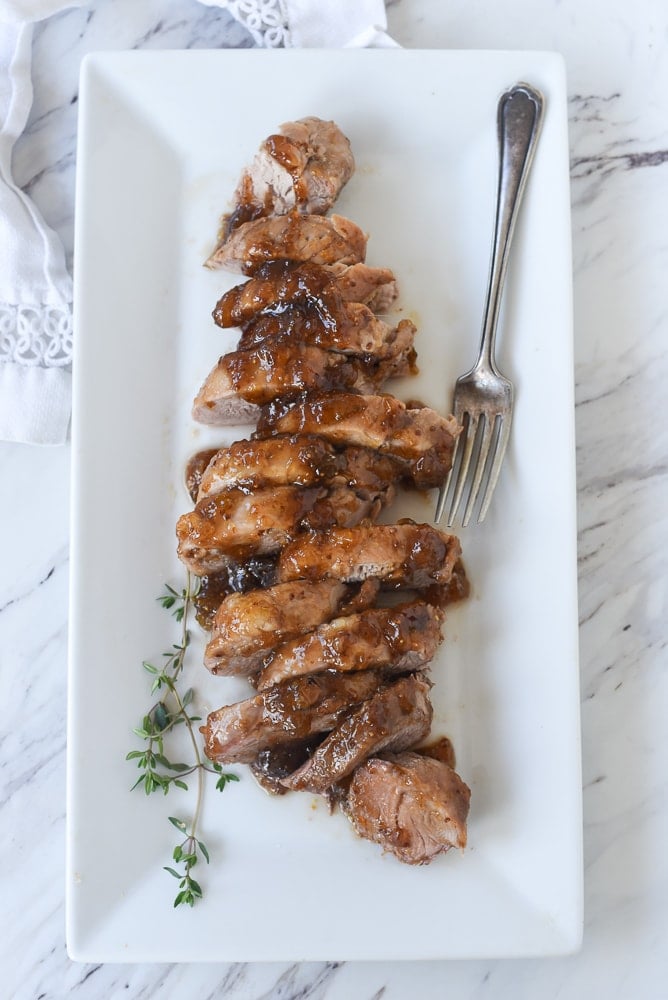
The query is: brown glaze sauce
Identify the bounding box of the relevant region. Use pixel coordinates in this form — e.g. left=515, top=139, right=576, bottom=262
left=265, top=133, right=309, bottom=205
left=213, top=261, right=337, bottom=329
left=184, top=448, right=219, bottom=503
left=250, top=737, right=324, bottom=796
left=424, top=558, right=470, bottom=608
left=193, top=558, right=279, bottom=631
left=417, top=736, right=457, bottom=770
left=222, top=344, right=358, bottom=404
left=258, top=669, right=383, bottom=741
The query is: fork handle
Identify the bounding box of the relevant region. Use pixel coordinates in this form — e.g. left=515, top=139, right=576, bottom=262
left=476, top=83, right=544, bottom=374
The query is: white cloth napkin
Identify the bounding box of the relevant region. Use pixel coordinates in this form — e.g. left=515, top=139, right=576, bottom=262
left=0, top=0, right=394, bottom=445
left=200, top=0, right=397, bottom=48
left=1, top=2, right=86, bottom=445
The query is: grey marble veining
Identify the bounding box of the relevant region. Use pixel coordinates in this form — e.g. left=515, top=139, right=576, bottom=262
left=2, top=0, right=668, bottom=997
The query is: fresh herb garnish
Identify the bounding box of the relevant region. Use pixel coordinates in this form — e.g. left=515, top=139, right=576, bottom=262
left=127, top=575, right=239, bottom=907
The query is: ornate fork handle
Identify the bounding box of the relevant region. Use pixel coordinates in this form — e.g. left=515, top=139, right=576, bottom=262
left=474, top=83, right=544, bottom=379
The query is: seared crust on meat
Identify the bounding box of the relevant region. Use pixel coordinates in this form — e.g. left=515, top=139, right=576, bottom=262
left=281, top=674, right=433, bottom=793
left=200, top=668, right=383, bottom=763
left=192, top=339, right=415, bottom=426
left=196, top=437, right=399, bottom=501
left=277, top=522, right=462, bottom=589
left=206, top=213, right=367, bottom=274
left=256, top=391, right=459, bottom=489
left=212, top=261, right=397, bottom=328
left=197, top=435, right=338, bottom=499
left=236, top=305, right=414, bottom=362
left=344, top=752, right=471, bottom=863
left=203, top=578, right=377, bottom=676
left=257, top=600, right=443, bottom=690
left=192, top=343, right=362, bottom=422
left=177, top=483, right=389, bottom=576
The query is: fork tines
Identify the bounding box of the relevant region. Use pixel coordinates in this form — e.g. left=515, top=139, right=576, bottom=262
left=435, top=408, right=512, bottom=527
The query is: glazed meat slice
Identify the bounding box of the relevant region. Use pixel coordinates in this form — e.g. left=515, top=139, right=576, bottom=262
left=257, top=600, right=444, bottom=690
left=273, top=116, right=355, bottom=212
left=197, top=435, right=339, bottom=499
left=256, top=392, right=459, bottom=489
left=192, top=342, right=361, bottom=425
left=205, top=213, right=367, bottom=275
left=177, top=485, right=318, bottom=574
left=344, top=752, right=471, bottom=864
left=177, top=483, right=386, bottom=575
left=193, top=339, right=416, bottom=427
left=196, top=436, right=398, bottom=501
left=237, top=306, right=416, bottom=365
left=282, top=674, right=433, bottom=793
left=214, top=117, right=355, bottom=245
left=213, top=261, right=397, bottom=328
left=203, top=578, right=377, bottom=676
left=201, top=668, right=384, bottom=763
left=277, top=522, right=462, bottom=590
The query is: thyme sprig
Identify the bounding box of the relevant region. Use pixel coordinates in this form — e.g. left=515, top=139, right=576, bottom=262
left=127, top=576, right=239, bottom=907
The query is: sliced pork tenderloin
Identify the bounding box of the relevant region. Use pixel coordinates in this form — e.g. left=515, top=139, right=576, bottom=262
left=176, top=482, right=388, bottom=576
left=212, top=261, right=397, bottom=328
left=212, top=117, right=355, bottom=248
left=201, top=668, right=384, bottom=764
left=276, top=522, right=462, bottom=590
left=203, top=578, right=378, bottom=676
left=256, top=391, right=459, bottom=489
left=206, top=213, right=367, bottom=274
left=281, top=674, right=433, bottom=793
left=256, top=600, right=444, bottom=690
left=344, top=751, right=471, bottom=864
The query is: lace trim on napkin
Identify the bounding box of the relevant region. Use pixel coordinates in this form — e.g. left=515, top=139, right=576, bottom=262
left=0, top=303, right=73, bottom=367
left=221, top=0, right=290, bottom=47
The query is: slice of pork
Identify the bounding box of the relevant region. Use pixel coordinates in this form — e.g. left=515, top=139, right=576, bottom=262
left=205, top=213, right=367, bottom=274
left=196, top=437, right=399, bottom=502
left=193, top=340, right=417, bottom=427
left=213, top=117, right=355, bottom=247
left=200, top=668, right=384, bottom=764
left=192, top=342, right=361, bottom=424
left=197, top=435, right=338, bottom=499
left=203, top=578, right=377, bottom=676
left=344, top=752, right=471, bottom=864
left=212, top=261, right=398, bottom=328
left=277, top=522, right=462, bottom=590
left=235, top=305, right=414, bottom=362
left=256, top=391, right=459, bottom=489
left=257, top=600, right=444, bottom=690
left=281, top=674, right=433, bottom=793
left=177, top=482, right=386, bottom=576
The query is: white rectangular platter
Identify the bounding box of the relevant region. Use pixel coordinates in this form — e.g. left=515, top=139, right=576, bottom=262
left=68, top=49, right=581, bottom=962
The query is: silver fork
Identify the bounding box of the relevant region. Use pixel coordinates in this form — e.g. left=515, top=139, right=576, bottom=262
left=435, top=83, right=545, bottom=527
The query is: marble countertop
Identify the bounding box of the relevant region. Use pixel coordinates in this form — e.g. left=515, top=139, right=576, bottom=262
left=2, top=0, right=667, bottom=996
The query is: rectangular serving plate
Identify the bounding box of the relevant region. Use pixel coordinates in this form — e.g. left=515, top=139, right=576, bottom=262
left=68, top=49, right=581, bottom=962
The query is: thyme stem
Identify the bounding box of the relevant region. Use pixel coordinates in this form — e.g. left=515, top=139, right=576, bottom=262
left=127, top=574, right=239, bottom=908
